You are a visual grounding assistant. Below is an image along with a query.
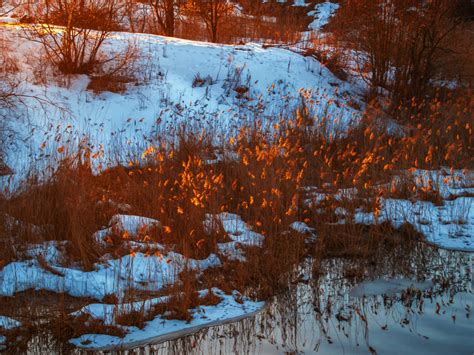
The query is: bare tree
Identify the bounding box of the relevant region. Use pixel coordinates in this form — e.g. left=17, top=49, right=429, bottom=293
left=329, top=0, right=462, bottom=106
left=0, top=0, right=22, bottom=17
left=149, top=0, right=177, bottom=36
left=186, top=0, right=233, bottom=42
left=123, top=0, right=148, bottom=33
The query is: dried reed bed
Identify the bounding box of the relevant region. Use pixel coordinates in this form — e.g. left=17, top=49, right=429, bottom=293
left=0, top=87, right=472, bottom=350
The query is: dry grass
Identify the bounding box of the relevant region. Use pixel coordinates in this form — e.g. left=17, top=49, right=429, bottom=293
left=0, top=3, right=472, bottom=350
left=87, top=74, right=135, bottom=94
left=0, top=81, right=471, bottom=348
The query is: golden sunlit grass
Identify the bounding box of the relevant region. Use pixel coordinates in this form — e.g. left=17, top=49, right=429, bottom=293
left=0, top=1, right=472, bottom=351
left=0, top=84, right=472, bottom=350
left=1, top=87, right=472, bottom=266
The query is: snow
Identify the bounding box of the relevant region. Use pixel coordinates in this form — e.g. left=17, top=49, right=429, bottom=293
left=0, top=316, right=21, bottom=330
left=290, top=221, right=317, bottom=244
left=93, top=214, right=161, bottom=246
left=357, top=196, right=474, bottom=252
left=290, top=221, right=313, bottom=234
left=0, top=24, right=362, bottom=188
left=302, top=170, right=474, bottom=252
left=349, top=278, right=434, bottom=298
left=0, top=242, right=220, bottom=300
left=215, top=213, right=264, bottom=246
left=71, top=295, right=171, bottom=326
left=302, top=186, right=359, bottom=207
left=404, top=169, right=474, bottom=199
left=69, top=288, right=264, bottom=350
left=292, top=0, right=308, bottom=7
left=0, top=213, right=264, bottom=350
left=0, top=8, right=471, bottom=351
left=308, top=2, right=340, bottom=30
left=0, top=17, right=18, bottom=24
left=204, top=213, right=265, bottom=261
left=290, top=221, right=317, bottom=239
left=25, top=240, right=66, bottom=264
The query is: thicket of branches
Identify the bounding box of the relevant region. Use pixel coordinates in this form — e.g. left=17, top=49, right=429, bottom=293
left=328, top=0, right=468, bottom=110
left=148, top=0, right=176, bottom=36
left=184, top=0, right=234, bottom=43
left=0, top=36, right=21, bottom=170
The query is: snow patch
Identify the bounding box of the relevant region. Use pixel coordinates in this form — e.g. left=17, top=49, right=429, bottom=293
left=0, top=316, right=21, bottom=330
left=204, top=213, right=265, bottom=261
left=0, top=248, right=220, bottom=300
left=0, top=17, right=19, bottom=24
left=70, top=288, right=264, bottom=351
left=308, top=2, right=340, bottom=30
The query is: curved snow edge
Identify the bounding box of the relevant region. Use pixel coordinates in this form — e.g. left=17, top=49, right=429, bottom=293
left=74, top=305, right=265, bottom=351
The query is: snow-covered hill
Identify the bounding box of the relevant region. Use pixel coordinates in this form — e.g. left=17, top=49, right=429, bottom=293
left=1, top=22, right=362, bottom=185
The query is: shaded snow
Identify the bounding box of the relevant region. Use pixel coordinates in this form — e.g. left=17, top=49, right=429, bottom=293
left=360, top=197, right=474, bottom=252
left=308, top=2, right=339, bottom=30
left=0, top=244, right=220, bottom=300
left=204, top=213, right=265, bottom=261
left=0, top=316, right=21, bottom=330
left=70, top=288, right=264, bottom=351
left=71, top=295, right=170, bottom=326
left=290, top=221, right=314, bottom=234
left=302, top=170, right=474, bottom=252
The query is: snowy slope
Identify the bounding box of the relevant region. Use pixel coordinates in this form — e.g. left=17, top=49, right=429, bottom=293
left=0, top=23, right=362, bottom=186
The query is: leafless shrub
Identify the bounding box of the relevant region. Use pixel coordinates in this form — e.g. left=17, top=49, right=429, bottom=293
left=24, top=0, right=123, bottom=75
left=86, top=42, right=142, bottom=93
left=329, top=0, right=463, bottom=107
left=0, top=37, right=22, bottom=171
left=0, top=38, right=20, bottom=111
